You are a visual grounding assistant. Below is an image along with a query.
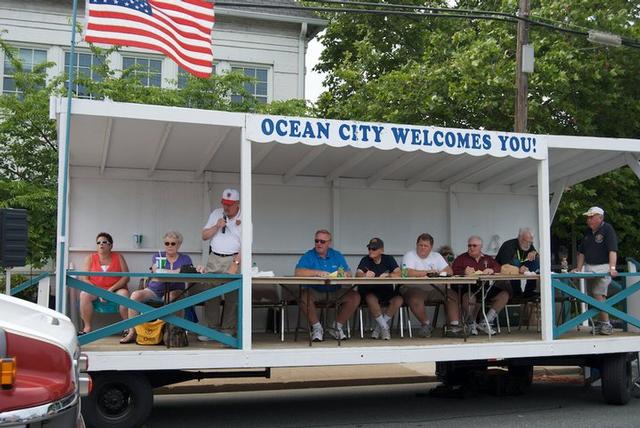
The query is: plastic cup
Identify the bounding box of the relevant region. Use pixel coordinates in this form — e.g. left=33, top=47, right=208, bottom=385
left=156, top=257, right=167, bottom=271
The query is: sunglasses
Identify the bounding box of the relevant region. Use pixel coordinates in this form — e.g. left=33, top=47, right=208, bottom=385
left=314, top=239, right=329, bottom=244
left=96, top=240, right=111, bottom=245
left=468, top=244, right=480, bottom=248
left=164, top=241, right=178, bottom=246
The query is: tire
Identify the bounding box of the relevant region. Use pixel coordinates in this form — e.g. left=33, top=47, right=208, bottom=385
left=82, top=372, right=153, bottom=428
left=507, top=365, right=533, bottom=395
left=436, top=361, right=486, bottom=386
left=601, top=353, right=632, bottom=405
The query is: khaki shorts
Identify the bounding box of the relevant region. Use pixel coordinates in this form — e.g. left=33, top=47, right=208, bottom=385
left=585, top=263, right=611, bottom=297
left=400, top=285, right=445, bottom=303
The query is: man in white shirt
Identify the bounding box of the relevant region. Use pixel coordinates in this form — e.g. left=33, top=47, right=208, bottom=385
left=401, top=233, right=461, bottom=338
left=193, top=188, right=241, bottom=341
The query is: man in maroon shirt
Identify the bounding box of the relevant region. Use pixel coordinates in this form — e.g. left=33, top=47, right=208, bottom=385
left=452, top=235, right=504, bottom=335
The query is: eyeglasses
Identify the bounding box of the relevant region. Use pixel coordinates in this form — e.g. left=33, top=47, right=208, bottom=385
left=314, top=239, right=328, bottom=244
left=468, top=244, right=480, bottom=248
left=164, top=242, right=178, bottom=246
left=96, top=240, right=110, bottom=245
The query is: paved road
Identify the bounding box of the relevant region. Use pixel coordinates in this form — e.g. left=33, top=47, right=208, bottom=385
left=145, top=381, right=640, bottom=427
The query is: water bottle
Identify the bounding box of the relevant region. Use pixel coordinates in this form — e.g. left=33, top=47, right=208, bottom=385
left=401, top=264, right=408, bottom=278
left=337, top=266, right=345, bottom=278
left=560, top=257, right=568, bottom=273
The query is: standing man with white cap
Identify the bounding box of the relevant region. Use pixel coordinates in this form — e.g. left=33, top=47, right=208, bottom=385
left=573, top=206, right=618, bottom=335
left=193, top=188, right=241, bottom=340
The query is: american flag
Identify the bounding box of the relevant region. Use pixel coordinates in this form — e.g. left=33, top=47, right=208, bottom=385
left=85, top=0, right=215, bottom=78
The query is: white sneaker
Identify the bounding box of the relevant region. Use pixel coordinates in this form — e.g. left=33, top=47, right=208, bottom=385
left=197, top=335, right=213, bottom=342
left=329, top=326, right=347, bottom=340
left=311, top=326, right=324, bottom=342
left=380, top=326, right=391, bottom=340
left=599, top=322, right=613, bottom=336
left=417, top=324, right=433, bottom=338
left=468, top=322, right=478, bottom=336
left=371, top=323, right=381, bottom=339
left=477, top=321, right=497, bottom=335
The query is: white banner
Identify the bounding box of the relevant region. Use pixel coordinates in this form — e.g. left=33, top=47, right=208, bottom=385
left=246, top=115, right=547, bottom=160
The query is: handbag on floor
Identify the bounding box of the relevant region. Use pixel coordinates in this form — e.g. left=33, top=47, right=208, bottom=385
left=164, top=325, right=189, bottom=348
left=135, top=319, right=166, bottom=345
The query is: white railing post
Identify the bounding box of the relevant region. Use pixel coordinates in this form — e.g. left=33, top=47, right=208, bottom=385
left=4, top=269, right=10, bottom=296
left=627, top=261, right=639, bottom=333
left=37, top=275, right=51, bottom=308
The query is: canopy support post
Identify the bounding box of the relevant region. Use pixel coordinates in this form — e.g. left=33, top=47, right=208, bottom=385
left=240, top=127, right=253, bottom=350
left=537, top=157, right=553, bottom=341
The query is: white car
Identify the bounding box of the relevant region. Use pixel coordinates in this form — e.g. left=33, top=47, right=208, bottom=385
left=0, top=294, right=90, bottom=428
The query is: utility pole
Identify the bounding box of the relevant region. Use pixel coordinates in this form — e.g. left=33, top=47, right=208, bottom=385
left=514, top=0, right=530, bottom=132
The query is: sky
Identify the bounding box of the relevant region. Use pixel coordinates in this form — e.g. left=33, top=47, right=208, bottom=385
left=304, top=2, right=458, bottom=102
left=304, top=35, right=325, bottom=103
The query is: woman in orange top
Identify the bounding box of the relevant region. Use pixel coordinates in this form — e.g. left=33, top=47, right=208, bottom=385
left=79, top=232, right=130, bottom=333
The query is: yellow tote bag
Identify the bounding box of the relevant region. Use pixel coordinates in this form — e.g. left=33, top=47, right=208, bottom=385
left=135, top=319, right=166, bottom=345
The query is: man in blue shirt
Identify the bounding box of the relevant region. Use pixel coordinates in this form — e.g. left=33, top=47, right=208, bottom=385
left=295, top=229, right=360, bottom=341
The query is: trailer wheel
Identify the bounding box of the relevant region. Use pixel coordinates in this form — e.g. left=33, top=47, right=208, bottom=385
left=507, top=365, right=533, bottom=395
left=601, top=353, right=632, bottom=405
left=82, top=372, right=153, bottom=428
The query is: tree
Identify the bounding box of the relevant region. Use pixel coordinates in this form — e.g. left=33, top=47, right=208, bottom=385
left=0, top=40, right=311, bottom=268
left=313, top=0, right=640, bottom=262
left=0, top=39, right=62, bottom=266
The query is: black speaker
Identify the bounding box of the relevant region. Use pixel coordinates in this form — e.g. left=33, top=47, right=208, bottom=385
left=0, top=208, right=28, bottom=268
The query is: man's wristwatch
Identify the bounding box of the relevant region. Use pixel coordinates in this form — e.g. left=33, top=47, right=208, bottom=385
left=610, top=266, right=617, bottom=270
left=233, top=260, right=240, bottom=265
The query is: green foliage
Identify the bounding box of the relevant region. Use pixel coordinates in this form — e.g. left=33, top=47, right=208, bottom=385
left=315, top=0, right=640, bottom=261
left=0, top=38, right=313, bottom=267
left=553, top=167, right=640, bottom=261
left=256, top=99, right=315, bottom=117
left=0, top=39, right=61, bottom=266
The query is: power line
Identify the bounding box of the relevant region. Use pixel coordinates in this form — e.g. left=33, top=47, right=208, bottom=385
left=214, top=1, right=640, bottom=49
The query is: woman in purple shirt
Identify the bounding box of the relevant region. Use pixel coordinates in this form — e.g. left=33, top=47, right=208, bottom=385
left=120, top=231, right=193, bottom=344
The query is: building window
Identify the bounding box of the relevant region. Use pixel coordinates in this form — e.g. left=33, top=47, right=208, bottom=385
left=231, top=66, right=268, bottom=104
left=122, top=56, right=162, bottom=87
left=2, top=48, right=47, bottom=95
left=177, top=64, right=216, bottom=88
left=65, top=52, right=104, bottom=99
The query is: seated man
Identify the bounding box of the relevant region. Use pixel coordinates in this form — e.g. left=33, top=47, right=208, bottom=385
left=495, top=227, right=540, bottom=298
left=452, top=235, right=503, bottom=335
left=401, top=233, right=459, bottom=338
left=295, top=229, right=360, bottom=342
left=356, top=237, right=402, bottom=340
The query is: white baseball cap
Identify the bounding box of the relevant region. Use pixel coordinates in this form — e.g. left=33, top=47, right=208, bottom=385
left=221, top=188, right=240, bottom=205
left=583, top=206, right=604, bottom=216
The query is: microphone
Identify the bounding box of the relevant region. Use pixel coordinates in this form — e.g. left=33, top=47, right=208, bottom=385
left=222, top=214, right=227, bottom=234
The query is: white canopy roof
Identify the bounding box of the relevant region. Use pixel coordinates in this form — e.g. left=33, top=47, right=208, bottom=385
left=54, top=98, right=640, bottom=192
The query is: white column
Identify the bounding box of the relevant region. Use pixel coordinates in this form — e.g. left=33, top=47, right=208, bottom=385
left=55, top=107, right=69, bottom=314
left=537, top=158, right=553, bottom=341
left=240, top=125, right=253, bottom=350
left=298, top=23, right=307, bottom=99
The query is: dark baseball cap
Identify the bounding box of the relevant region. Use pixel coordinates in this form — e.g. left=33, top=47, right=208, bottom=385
left=367, top=237, right=384, bottom=250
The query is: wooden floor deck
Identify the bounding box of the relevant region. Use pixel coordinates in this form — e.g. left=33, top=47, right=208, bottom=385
left=81, top=327, right=638, bottom=352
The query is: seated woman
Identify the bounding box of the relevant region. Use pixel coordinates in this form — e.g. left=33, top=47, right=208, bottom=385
left=121, top=231, right=193, bottom=344
left=79, top=232, right=130, bottom=334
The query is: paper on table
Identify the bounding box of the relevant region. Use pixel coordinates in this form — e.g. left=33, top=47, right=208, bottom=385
left=252, top=270, right=275, bottom=277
